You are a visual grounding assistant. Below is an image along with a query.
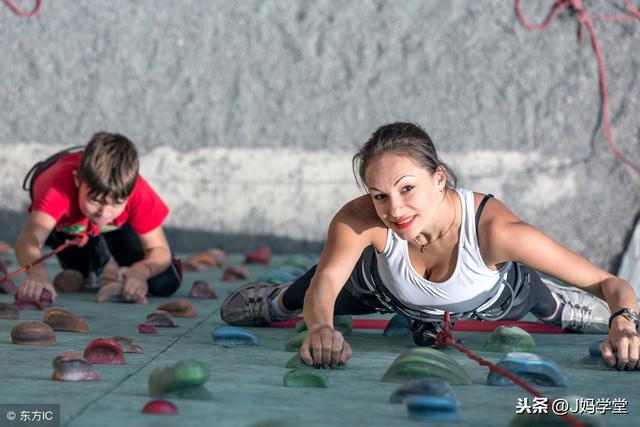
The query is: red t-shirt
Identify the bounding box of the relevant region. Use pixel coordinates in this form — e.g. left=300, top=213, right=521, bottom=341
left=28, top=152, right=169, bottom=236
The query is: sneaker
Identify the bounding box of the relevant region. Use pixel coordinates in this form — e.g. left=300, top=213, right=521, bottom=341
left=221, top=281, right=288, bottom=326
left=538, top=279, right=610, bottom=334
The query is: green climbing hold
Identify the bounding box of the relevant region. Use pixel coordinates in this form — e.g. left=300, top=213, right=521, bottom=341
left=285, top=354, right=345, bottom=370
left=382, top=348, right=472, bottom=385
left=283, top=369, right=329, bottom=388
left=482, top=326, right=536, bottom=353
left=283, top=255, right=316, bottom=270
left=284, top=331, right=309, bottom=352
left=294, top=315, right=352, bottom=336
left=148, top=360, right=212, bottom=400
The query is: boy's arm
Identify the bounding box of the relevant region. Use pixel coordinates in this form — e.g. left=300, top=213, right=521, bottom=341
left=120, top=225, right=172, bottom=301
left=15, top=211, right=58, bottom=301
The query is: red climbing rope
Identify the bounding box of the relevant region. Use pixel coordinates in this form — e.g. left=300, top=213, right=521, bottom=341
left=3, top=0, right=42, bottom=17
left=436, top=312, right=588, bottom=427
left=0, top=234, right=89, bottom=285
left=514, top=0, right=640, bottom=175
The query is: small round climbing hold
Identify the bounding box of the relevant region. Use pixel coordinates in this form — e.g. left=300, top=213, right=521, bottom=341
left=141, top=400, right=178, bottom=415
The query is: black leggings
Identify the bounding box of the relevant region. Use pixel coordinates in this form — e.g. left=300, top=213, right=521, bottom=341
left=47, top=224, right=182, bottom=297
left=281, top=256, right=557, bottom=321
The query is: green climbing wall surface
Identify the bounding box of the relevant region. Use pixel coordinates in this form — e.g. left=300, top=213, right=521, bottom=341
left=0, top=253, right=637, bottom=427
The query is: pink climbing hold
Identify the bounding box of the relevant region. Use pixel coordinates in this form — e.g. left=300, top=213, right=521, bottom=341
left=142, top=400, right=178, bottom=415
left=138, top=323, right=158, bottom=334
left=14, top=289, right=53, bottom=310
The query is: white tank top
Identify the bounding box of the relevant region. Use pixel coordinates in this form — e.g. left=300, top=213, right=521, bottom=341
left=374, top=188, right=509, bottom=315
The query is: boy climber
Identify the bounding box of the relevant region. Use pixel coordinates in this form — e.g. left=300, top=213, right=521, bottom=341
left=15, top=132, right=182, bottom=303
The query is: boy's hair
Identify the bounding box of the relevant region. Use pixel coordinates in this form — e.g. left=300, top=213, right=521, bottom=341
left=76, top=132, right=139, bottom=202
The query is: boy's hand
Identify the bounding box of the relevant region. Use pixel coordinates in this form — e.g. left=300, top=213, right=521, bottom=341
left=18, top=276, right=57, bottom=302
left=119, top=265, right=149, bottom=302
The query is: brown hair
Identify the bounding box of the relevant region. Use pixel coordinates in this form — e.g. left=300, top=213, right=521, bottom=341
left=76, top=132, right=139, bottom=202
left=352, top=122, right=457, bottom=189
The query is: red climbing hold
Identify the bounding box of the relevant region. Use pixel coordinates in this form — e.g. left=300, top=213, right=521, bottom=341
left=141, top=400, right=178, bottom=415
left=83, top=338, right=125, bottom=365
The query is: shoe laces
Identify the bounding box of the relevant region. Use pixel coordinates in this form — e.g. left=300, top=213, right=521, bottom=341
left=564, top=298, right=594, bottom=329
left=245, top=297, right=265, bottom=322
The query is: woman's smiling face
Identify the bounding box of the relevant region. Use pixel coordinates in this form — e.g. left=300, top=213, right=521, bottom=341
left=364, top=153, right=444, bottom=240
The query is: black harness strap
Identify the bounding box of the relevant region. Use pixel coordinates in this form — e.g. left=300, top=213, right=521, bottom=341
left=475, top=193, right=494, bottom=242
left=22, top=145, right=84, bottom=199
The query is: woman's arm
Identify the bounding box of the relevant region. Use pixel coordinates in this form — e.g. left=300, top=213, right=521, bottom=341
left=300, top=200, right=380, bottom=367
left=479, top=197, right=639, bottom=369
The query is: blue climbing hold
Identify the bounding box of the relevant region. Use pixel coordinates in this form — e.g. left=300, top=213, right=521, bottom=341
left=487, top=352, right=571, bottom=387
left=383, top=314, right=411, bottom=336
left=390, top=379, right=456, bottom=404
left=405, top=395, right=462, bottom=422
left=211, top=326, right=261, bottom=347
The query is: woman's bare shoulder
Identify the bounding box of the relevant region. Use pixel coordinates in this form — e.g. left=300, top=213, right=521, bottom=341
left=333, top=195, right=387, bottom=248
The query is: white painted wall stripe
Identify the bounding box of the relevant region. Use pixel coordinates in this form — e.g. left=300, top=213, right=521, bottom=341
left=0, top=143, right=577, bottom=240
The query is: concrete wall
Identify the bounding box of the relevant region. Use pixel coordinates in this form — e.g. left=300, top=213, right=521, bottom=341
left=1, top=0, right=638, bottom=269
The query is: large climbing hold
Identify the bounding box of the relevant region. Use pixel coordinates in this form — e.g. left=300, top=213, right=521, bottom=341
left=51, top=352, right=100, bottom=381
left=156, top=300, right=198, bottom=318
left=283, top=369, right=329, bottom=388
left=148, top=360, right=212, bottom=400
left=211, top=326, right=261, bottom=347
left=83, top=338, right=125, bottom=365
left=382, top=348, right=472, bottom=385
left=188, top=280, right=218, bottom=299
left=389, top=378, right=456, bottom=404
left=487, top=352, right=571, bottom=387
left=53, top=269, right=85, bottom=293
left=11, top=321, right=56, bottom=345
left=43, top=309, right=89, bottom=332
left=482, top=326, right=535, bottom=353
